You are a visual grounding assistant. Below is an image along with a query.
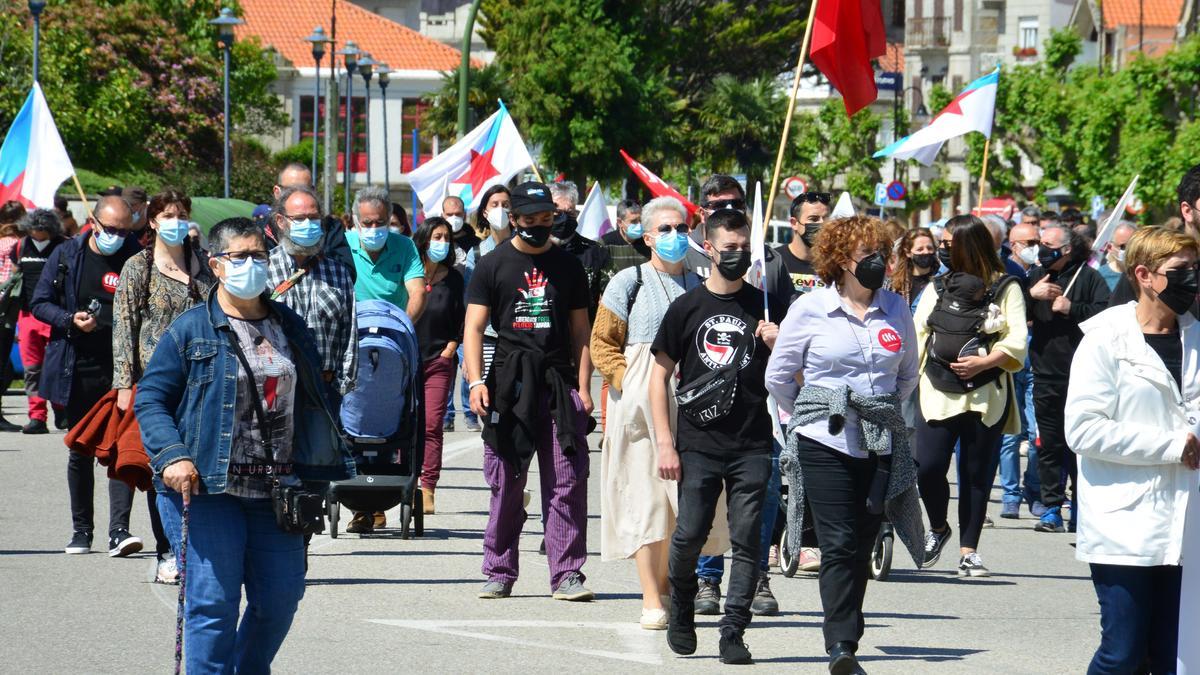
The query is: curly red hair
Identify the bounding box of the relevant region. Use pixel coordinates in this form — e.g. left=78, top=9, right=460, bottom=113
left=811, top=216, right=893, bottom=285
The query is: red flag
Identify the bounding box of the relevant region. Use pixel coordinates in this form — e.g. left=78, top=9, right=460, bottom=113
left=619, top=149, right=699, bottom=216
left=809, top=0, right=886, bottom=116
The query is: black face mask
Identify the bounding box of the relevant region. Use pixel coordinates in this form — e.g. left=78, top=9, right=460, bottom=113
left=912, top=252, right=938, bottom=271
left=551, top=212, right=578, bottom=241
left=799, top=223, right=822, bottom=248
left=937, top=247, right=953, bottom=270
left=853, top=252, right=887, bottom=291
left=516, top=225, right=552, bottom=248
left=1158, top=268, right=1200, bottom=315
left=1038, top=245, right=1064, bottom=268
left=713, top=250, right=752, bottom=281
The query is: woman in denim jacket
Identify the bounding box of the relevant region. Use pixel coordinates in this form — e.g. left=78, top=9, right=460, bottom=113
left=135, top=217, right=354, bottom=674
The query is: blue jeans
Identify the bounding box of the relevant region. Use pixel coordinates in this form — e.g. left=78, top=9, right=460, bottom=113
left=158, top=492, right=306, bottom=675
left=443, top=344, right=477, bottom=424
left=697, top=441, right=782, bottom=581
left=994, top=360, right=1041, bottom=505
left=1088, top=563, right=1181, bottom=675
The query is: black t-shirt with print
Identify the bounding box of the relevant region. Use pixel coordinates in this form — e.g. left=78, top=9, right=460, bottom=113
left=465, top=239, right=589, bottom=354
left=652, top=283, right=783, bottom=457
left=74, top=243, right=123, bottom=365
left=775, top=244, right=827, bottom=298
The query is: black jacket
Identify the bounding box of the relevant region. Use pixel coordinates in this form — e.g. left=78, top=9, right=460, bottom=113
left=1027, top=260, right=1111, bottom=382
left=557, top=234, right=610, bottom=323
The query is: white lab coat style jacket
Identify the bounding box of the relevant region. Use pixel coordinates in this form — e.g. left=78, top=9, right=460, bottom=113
left=1065, top=302, right=1199, bottom=567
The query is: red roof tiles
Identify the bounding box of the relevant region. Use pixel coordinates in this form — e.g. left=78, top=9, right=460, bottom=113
left=236, top=0, right=466, bottom=72
left=1101, top=0, right=1183, bottom=29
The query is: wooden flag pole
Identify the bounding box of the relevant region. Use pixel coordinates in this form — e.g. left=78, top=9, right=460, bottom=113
left=70, top=173, right=95, bottom=222
left=975, top=137, right=991, bottom=215
left=764, top=0, right=820, bottom=225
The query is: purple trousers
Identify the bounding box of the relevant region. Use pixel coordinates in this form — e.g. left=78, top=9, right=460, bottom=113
left=482, top=389, right=590, bottom=590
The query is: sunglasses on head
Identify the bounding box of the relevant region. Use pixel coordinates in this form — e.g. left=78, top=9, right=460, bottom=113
left=702, top=198, right=746, bottom=212
left=795, top=192, right=831, bottom=205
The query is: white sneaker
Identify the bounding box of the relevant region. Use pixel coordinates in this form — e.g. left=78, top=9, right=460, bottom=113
left=156, top=556, right=180, bottom=584
left=640, top=607, right=668, bottom=630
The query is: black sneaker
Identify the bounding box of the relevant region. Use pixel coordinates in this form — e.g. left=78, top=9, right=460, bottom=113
left=750, top=573, right=779, bottom=616
left=921, top=525, right=953, bottom=569
left=957, top=551, right=991, bottom=577
left=0, top=416, right=20, bottom=432
left=21, top=419, right=48, bottom=435
left=64, top=531, right=92, bottom=554
left=695, top=578, right=721, bottom=615
left=718, top=627, right=753, bottom=665
left=54, top=408, right=68, bottom=430
left=108, top=529, right=144, bottom=558
left=667, top=591, right=697, bottom=656
left=465, top=417, right=482, bottom=432
left=443, top=418, right=455, bottom=433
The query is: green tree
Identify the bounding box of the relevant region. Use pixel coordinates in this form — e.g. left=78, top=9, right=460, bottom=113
left=692, top=75, right=784, bottom=185
left=420, top=62, right=512, bottom=142
left=788, top=99, right=883, bottom=201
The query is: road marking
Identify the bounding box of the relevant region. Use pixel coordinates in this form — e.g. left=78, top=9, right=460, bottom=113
left=367, top=619, right=663, bottom=665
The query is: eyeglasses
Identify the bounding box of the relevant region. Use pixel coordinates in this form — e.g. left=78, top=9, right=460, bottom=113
left=702, top=198, right=746, bottom=212
left=794, top=192, right=831, bottom=205
left=1013, top=239, right=1038, bottom=248
left=938, top=240, right=952, bottom=249
left=655, top=224, right=690, bottom=235
left=213, top=250, right=270, bottom=263
left=282, top=213, right=321, bottom=223
left=93, top=221, right=131, bottom=237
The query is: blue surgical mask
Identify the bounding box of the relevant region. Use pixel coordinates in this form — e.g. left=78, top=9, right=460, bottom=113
left=655, top=230, right=689, bottom=263
left=626, top=221, right=644, bottom=240
left=286, top=217, right=323, bottom=247
left=428, top=241, right=450, bottom=263
left=358, top=226, right=388, bottom=252
left=94, top=229, right=124, bottom=256
left=221, top=257, right=268, bottom=300
left=156, top=217, right=189, bottom=246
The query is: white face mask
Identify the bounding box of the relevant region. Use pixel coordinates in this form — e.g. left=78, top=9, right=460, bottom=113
left=446, top=215, right=465, bottom=233
left=486, top=207, right=510, bottom=231
left=1018, top=244, right=1039, bottom=266
left=1114, top=248, right=1126, bottom=264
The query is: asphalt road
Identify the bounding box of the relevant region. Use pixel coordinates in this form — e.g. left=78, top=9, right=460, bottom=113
left=0, top=388, right=1099, bottom=673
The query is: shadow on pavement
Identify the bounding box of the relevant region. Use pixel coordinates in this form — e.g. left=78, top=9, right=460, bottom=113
left=306, top=577, right=479, bottom=586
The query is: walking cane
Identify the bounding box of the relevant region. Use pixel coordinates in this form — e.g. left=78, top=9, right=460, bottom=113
left=174, top=501, right=190, bottom=675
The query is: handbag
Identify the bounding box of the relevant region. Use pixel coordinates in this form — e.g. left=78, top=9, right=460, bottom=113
left=674, top=345, right=743, bottom=427
left=221, top=327, right=325, bottom=536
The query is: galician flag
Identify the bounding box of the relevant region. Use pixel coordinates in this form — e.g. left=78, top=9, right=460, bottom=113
left=577, top=182, right=612, bottom=240
left=874, top=68, right=999, bottom=166
left=410, top=101, right=534, bottom=214
left=0, top=83, right=74, bottom=209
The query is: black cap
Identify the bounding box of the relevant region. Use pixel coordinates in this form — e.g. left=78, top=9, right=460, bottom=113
left=510, top=181, right=555, bottom=216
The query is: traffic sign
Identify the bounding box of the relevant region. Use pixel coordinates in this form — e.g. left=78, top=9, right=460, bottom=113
left=1090, top=195, right=1105, bottom=220
left=783, top=177, right=808, bottom=199
left=874, top=183, right=888, bottom=206
left=1126, top=196, right=1145, bottom=215
left=886, top=181, right=906, bottom=201
left=875, top=71, right=901, bottom=92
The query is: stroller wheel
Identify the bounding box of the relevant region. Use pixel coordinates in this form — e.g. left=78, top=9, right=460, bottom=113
left=414, top=490, right=424, bottom=538
left=870, top=530, right=894, bottom=581
left=778, top=528, right=800, bottom=578
left=328, top=499, right=340, bottom=539
left=399, top=501, right=412, bottom=540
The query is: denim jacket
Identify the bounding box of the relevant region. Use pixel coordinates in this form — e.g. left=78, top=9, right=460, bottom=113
left=135, top=288, right=356, bottom=493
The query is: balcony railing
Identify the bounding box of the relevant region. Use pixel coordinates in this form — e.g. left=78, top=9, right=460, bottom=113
left=908, top=16, right=952, bottom=48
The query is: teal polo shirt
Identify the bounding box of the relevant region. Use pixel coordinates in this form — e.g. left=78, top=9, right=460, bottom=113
left=346, top=230, right=426, bottom=308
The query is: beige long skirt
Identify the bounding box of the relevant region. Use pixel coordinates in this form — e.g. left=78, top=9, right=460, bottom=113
left=600, top=343, right=730, bottom=561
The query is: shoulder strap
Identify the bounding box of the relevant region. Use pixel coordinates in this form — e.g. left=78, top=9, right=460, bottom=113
left=270, top=255, right=321, bottom=300
left=986, top=274, right=1018, bottom=302
left=220, top=325, right=277, bottom=472
left=626, top=264, right=644, bottom=317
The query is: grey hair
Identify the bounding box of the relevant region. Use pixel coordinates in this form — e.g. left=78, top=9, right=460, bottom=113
left=551, top=181, right=579, bottom=207
left=641, top=196, right=687, bottom=231
left=616, top=199, right=641, bottom=221
left=1020, top=205, right=1041, bottom=219
left=273, top=185, right=321, bottom=221
left=353, top=186, right=391, bottom=221
left=209, top=217, right=265, bottom=253
left=981, top=214, right=1009, bottom=240
left=21, top=208, right=62, bottom=238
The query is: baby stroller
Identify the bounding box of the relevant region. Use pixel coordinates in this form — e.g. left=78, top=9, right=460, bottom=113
left=776, top=483, right=895, bottom=581
left=326, top=300, right=425, bottom=539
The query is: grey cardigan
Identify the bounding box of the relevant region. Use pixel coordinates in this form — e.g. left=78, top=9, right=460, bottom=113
left=780, top=384, right=926, bottom=569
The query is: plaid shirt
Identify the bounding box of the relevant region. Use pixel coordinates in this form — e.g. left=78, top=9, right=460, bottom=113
left=267, top=247, right=358, bottom=393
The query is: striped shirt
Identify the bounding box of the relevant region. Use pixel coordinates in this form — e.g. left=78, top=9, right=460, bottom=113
left=267, top=247, right=358, bottom=393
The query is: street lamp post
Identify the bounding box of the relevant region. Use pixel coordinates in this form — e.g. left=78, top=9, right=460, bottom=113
left=303, top=27, right=330, bottom=184
left=356, top=52, right=377, bottom=185
left=336, top=41, right=360, bottom=214
left=29, top=1, right=46, bottom=85
left=377, top=65, right=392, bottom=195
left=209, top=7, right=245, bottom=199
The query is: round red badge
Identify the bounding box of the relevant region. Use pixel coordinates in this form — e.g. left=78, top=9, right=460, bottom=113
left=877, top=328, right=902, bottom=353
left=102, top=272, right=120, bottom=294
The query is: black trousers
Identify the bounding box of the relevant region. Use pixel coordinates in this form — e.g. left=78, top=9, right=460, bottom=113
left=669, top=449, right=770, bottom=633
left=66, top=362, right=134, bottom=537
left=1033, top=379, right=1074, bottom=509
left=914, top=406, right=1006, bottom=550
left=796, top=435, right=882, bottom=652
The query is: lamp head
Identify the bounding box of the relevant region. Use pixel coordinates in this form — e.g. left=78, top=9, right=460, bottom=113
left=304, top=26, right=329, bottom=61
left=209, top=7, right=245, bottom=45
left=336, top=40, right=360, bottom=73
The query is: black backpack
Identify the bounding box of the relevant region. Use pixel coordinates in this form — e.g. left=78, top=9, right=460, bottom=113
left=924, top=272, right=1019, bottom=393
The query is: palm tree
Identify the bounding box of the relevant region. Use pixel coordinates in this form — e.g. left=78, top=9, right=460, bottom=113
left=693, top=74, right=785, bottom=185
left=421, top=62, right=513, bottom=142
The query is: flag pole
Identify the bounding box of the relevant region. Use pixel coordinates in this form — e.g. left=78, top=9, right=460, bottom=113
left=69, top=174, right=95, bottom=222
left=529, top=162, right=544, bottom=183
left=764, top=0, right=820, bottom=226
left=975, top=136, right=991, bottom=215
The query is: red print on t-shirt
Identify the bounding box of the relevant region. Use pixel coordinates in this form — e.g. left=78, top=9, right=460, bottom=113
left=877, top=328, right=902, bottom=353
left=102, top=272, right=120, bottom=294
